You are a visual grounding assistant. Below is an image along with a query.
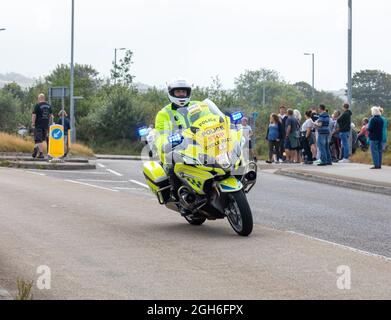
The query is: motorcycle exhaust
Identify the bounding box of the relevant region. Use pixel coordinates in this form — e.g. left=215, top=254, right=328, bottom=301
left=178, top=186, right=196, bottom=208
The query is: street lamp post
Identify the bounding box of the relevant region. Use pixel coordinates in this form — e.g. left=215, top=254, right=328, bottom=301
left=347, top=0, right=353, bottom=107
left=114, top=48, right=126, bottom=84
left=304, top=53, right=315, bottom=102
left=69, top=0, right=76, bottom=144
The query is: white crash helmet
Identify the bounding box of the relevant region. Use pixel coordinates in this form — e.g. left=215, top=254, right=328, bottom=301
left=167, top=79, right=192, bottom=107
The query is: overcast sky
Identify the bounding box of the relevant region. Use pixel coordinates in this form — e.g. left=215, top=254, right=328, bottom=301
left=1, top=0, right=390, bottom=91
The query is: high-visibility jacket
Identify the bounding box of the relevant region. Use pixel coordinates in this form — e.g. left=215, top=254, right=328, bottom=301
left=154, top=101, right=202, bottom=163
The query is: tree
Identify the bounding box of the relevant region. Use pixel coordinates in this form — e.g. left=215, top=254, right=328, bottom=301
left=0, top=90, right=22, bottom=132
left=352, top=70, right=391, bottom=108
left=111, top=50, right=135, bottom=86
left=293, top=81, right=314, bottom=101
left=2, top=82, right=25, bottom=100
left=234, top=68, right=282, bottom=107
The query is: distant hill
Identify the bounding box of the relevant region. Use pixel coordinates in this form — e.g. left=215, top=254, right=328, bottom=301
left=0, top=72, right=35, bottom=88
left=328, top=89, right=347, bottom=101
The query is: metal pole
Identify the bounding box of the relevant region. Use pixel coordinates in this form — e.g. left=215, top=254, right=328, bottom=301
left=114, top=48, right=117, bottom=85
left=347, top=0, right=353, bottom=107
left=304, top=53, right=315, bottom=102
left=312, top=53, right=315, bottom=101
left=70, top=0, right=75, bottom=143
left=262, top=84, right=266, bottom=107
left=61, top=88, right=65, bottom=128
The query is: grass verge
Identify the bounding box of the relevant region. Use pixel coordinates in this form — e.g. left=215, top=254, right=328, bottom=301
left=15, top=278, right=33, bottom=300
left=351, top=149, right=391, bottom=166
left=0, top=132, right=94, bottom=157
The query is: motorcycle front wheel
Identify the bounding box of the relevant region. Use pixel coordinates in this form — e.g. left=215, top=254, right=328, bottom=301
left=226, top=191, right=253, bottom=237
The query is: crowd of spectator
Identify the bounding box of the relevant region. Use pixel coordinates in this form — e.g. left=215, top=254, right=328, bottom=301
left=265, top=103, right=388, bottom=169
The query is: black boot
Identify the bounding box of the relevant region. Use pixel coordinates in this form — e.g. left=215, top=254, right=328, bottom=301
left=32, top=146, right=38, bottom=158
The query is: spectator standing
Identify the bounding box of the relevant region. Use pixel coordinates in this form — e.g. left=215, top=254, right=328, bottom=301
left=357, top=118, right=369, bottom=151
left=367, top=107, right=384, bottom=169
left=265, top=113, right=284, bottom=163
left=241, top=117, right=255, bottom=161
left=31, top=93, right=53, bottom=159
left=56, top=110, right=71, bottom=157
left=330, top=111, right=342, bottom=161
left=337, top=103, right=352, bottom=163
left=314, top=104, right=332, bottom=166
left=310, top=106, right=320, bottom=160
left=379, top=107, right=388, bottom=151
left=278, top=106, right=288, bottom=162
left=300, top=110, right=314, bottom=165
left=285, top=109, right=300, bottom=163
left=294, top=109, right=303, bottom=162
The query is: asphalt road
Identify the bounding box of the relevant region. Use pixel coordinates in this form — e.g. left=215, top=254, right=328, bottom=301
left=33, top=159, right=391, bottom=257
left=0, top=160, right=391, bottom=299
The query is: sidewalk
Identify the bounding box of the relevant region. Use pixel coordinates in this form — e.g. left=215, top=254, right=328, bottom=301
left=0, top=153, right=96, bottom=170
left=265, top=162, right=391, bottom=196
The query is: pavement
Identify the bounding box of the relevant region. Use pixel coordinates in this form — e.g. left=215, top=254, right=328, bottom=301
left=1, top=160, right=391, bottom=299
left=0, top=153, right=96, bottom=171
left=260, top=162, right=391, bottom=196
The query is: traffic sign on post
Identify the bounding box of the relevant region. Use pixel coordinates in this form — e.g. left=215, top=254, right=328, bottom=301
left=48, top=125, right=65, bottom=158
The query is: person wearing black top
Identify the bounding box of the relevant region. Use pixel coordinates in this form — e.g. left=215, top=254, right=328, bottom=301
left=31, top=94, right=53, bottom=159
left=367, top=107, right=384, bottom=169
left=337, top=103, right=353, bottom=162
left=278, top=106, right=288, bottom=162
left=57, top=110, right=71, bottom=156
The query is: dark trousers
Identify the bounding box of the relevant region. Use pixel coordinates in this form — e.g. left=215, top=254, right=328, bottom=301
left=301, top=136, right=312, bottom=162
left=278, top=138, right=285, bottom=160
left=330, top=136, right=341, bottom=161
left=268, top=140, right=280, bottom=161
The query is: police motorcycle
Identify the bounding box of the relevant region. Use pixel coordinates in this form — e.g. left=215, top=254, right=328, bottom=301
left=142, top=99, right=257, bottom=236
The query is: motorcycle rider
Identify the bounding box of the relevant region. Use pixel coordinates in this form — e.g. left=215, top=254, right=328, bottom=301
left=154, top=79, right=203, bottom=205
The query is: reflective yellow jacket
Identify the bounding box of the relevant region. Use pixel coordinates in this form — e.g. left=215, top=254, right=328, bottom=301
left=154, top=101, right=202, bottom=163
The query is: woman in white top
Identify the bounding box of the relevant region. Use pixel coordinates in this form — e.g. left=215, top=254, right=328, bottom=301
left=300, top=110, right=315, bottom=164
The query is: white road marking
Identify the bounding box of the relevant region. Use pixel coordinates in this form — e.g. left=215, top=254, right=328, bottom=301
left=97, top=163, right=106, bottom=168
left=29, top=170, right=109, bottom=174
left=26, top=170, right=46, bottom=176
left=76, top=179, right=128, bottom=183
left=287, top=231, right=391, bottom=263
left=129, top=179, right=149, bottom=189
left=106, top=169, right=123, bottom=177
left=113, top=187, right=139, bottom=190
left=65, top=179, right=119, bottom=192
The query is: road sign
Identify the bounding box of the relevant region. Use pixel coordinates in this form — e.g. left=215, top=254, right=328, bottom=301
left=48, top=125, right=64, bottom=158
left=48, top=87, right=69, bottom=99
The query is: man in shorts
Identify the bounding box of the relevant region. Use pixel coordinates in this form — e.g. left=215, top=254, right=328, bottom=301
left=32, top=94, right=53, bottom=159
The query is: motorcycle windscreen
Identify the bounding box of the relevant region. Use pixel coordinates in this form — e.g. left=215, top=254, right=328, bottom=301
left=192, top=114, right=233, bottom=160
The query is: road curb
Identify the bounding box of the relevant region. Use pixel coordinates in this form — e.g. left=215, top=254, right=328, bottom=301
left=95, top=154, right=141, bottom=161
left=1, top=160, right=96, bottom=171
left=0, top=156, right=89, bottom=163
left=275, top=168, right=391, bottom=196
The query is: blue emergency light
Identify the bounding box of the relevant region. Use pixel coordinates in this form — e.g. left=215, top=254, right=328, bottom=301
left=138, top=126, right=149, bottom=137
left=230, top=111, right=244, bottom=122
